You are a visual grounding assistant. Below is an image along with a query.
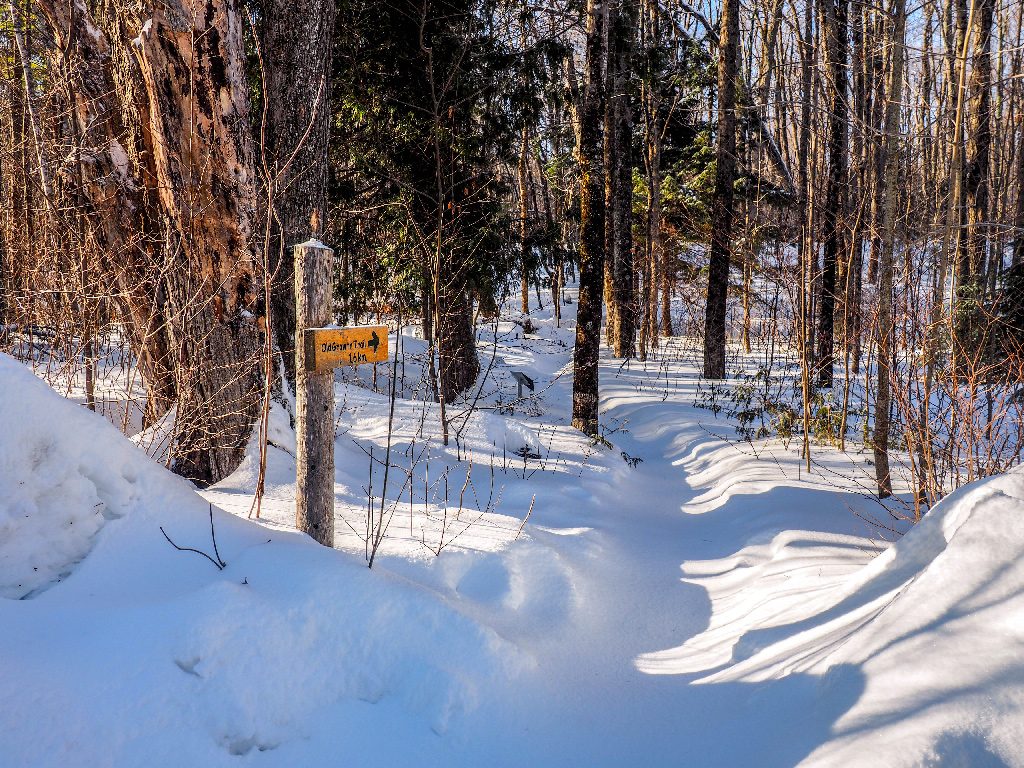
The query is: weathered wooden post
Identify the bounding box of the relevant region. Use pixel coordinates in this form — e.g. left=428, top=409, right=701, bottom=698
left=295, top=239, right=335, bottom=547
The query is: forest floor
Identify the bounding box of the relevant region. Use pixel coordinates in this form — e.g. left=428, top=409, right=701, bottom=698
left=2, top=291, right=1023, bottom=766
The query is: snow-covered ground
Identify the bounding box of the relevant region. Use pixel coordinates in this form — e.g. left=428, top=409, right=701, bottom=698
left=2, top=291, right=1023, bottom=767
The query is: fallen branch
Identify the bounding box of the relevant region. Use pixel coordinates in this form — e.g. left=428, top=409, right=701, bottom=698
left=159, top=504, right=227, bottom=570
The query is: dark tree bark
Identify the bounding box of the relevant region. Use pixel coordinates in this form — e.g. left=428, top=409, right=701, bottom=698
left=572, top=0, right=608, bottom=434
left=963, top=0, right=993, bottom=291
left=610, top=0, right=636, bottom=359
left=815, top=0, right=849, bottom=389
left=437, top=285, right=479, bottom=403
left=703, top=0, right=739, bottom=379
left=262, top=0, right=336, bottom=389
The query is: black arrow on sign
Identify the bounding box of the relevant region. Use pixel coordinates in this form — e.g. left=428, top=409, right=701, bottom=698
left=368, top=330, right=380, bottom=354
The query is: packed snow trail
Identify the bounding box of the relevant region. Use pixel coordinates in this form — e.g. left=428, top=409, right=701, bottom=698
left=394, top=344, right=891, bottom=768
left=204, top=297, right=911, bottom=766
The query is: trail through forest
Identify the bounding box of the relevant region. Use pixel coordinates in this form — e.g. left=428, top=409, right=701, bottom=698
left=201, top=293, right=924, bottom=766
left=2, top=293, right=1022, bottom=766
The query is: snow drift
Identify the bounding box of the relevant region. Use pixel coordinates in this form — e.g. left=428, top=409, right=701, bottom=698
left=0, top=353, right=522, bottom=767
left=646, top=462, right=1024, bottom=766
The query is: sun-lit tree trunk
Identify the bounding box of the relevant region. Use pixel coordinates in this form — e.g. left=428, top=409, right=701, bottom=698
left=602, top=0, right=618, bottom=351
left=40, top=0, right=264, bottom=485
left=610, top=0, right=636, bottom=359
left=572, top=0, right=608, bottom=433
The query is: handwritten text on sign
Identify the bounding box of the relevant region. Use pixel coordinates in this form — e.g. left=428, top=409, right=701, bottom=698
left=304, top=326, right=389, bottom=372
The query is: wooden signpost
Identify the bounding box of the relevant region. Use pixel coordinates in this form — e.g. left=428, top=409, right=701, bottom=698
left=294, top=240, right=389, bottom=548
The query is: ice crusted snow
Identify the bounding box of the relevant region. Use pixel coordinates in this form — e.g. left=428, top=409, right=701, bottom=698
left=4, top=286, right=1024, bottom=765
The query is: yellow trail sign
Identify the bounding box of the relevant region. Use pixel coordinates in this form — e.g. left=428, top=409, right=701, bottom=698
left=304, top=325, right=389, bottom=372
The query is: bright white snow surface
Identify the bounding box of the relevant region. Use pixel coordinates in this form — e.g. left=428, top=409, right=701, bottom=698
left=3, top=292, right=1024, bottom=767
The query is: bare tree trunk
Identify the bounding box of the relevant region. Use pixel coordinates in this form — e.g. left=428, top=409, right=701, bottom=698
left=572, top=0, right=607, bottom=433
left=873, top=0, right=907, bottom=500
left=602, top=0, right=618, bottom=351
left=815, top=0, right=849, bottom=389
left=703, top=0, right=739, bottom=379
left=611, top=0, right=636, bottom=358
left=519, top=120, right=532, bottom=315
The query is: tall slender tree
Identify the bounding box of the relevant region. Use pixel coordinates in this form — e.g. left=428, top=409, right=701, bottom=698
left=815, top=0, right=849, bottom=389
left=572, top=0, right=608, bottom=433
left=703, top=0, right=740, bottom=379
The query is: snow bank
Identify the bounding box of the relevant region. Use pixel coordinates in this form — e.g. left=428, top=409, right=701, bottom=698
left=0, top=354, right=164, bottom=598
left=0, top=352, right=523, bottom=766
left=650, top=465, right=1024, bottom=766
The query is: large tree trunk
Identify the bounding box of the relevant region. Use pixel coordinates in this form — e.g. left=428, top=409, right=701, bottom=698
left=703, top=0, right=739, bottom=379
left=262, top=0, right=336, bottom=389
left=41, top=0, right=264, bottom=486
left=135, top=0, right=263, bottom=485
left=572, top=0, right=607, bottom=434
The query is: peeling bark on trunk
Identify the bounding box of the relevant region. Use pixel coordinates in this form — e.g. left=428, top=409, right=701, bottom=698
left=41, top=0, right=264, bottom=486
left=134, top=0, right=263, bottom=484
